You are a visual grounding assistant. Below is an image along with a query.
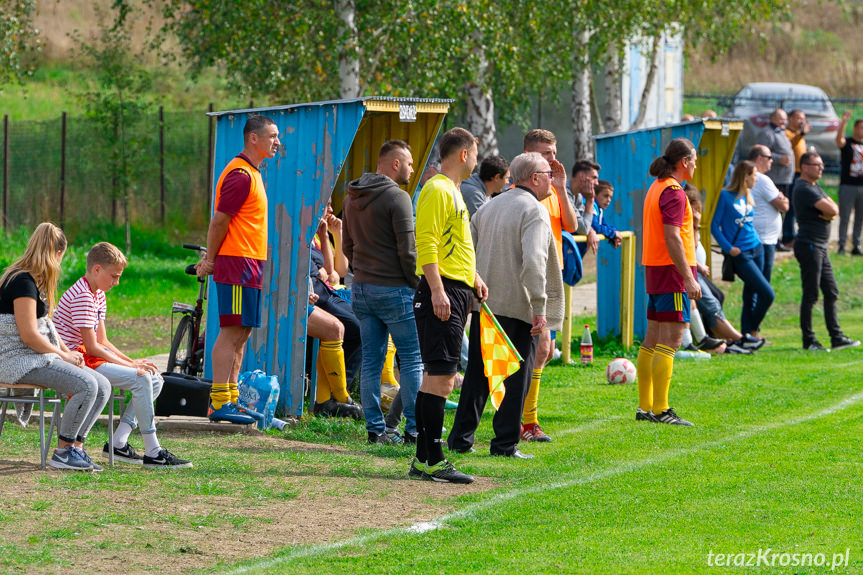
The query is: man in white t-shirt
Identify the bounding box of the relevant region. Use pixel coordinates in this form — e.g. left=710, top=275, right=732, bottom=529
left=748, top=145, right=790, bottom=283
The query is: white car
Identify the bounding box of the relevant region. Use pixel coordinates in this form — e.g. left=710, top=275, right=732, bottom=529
left=725, top=82, right=840, bottom=168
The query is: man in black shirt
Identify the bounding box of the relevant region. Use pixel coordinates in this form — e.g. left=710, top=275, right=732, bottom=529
left=792, top=152, right=860, bottom=351
left=835, top=110, right=863, bottom=255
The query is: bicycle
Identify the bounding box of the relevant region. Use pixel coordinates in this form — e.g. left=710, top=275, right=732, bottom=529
left=167, top=244, right=208, bottom=377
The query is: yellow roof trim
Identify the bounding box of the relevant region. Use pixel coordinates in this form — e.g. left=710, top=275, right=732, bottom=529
left=364, top=100, right=451, bottom=114
left=703, top=119, right=744, bottom=131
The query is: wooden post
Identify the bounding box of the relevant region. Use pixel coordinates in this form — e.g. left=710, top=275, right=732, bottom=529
left=561, top=284, right=573, bottom=364
left=60, top=112, right=67, bottom=228
left=619, top=231, right=636, bottom=350
left=159, top=106, right=165, bottom=225
left=569, top=231, right=636, bottom=354
left=207, top=103, right=214, bottom=216
left=2, top=115, right=8, bottom=233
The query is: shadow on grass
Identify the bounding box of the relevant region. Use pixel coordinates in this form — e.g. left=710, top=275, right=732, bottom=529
left=0, top=459, right=43, bottom=476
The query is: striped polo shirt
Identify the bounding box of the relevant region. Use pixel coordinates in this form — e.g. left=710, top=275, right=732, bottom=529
left=54, top=276, right=106, bottom=350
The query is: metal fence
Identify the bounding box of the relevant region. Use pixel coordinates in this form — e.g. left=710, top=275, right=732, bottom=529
left=0, top=107, right=214, bottom=238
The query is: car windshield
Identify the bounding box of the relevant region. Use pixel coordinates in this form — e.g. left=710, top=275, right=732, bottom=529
left=734, top=91, right=833, bottom=116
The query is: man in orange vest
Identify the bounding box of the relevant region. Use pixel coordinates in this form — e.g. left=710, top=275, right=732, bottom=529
left=196, top=115, right=280, bottom=424
left=519, top=130, right=599, bottom=443
left=638, top=137, right=701, bottom=426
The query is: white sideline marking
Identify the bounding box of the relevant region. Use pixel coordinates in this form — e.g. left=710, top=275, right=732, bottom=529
left=225, top=388, right=863, bottom=574
left=553, top=416, right=625, bottom=437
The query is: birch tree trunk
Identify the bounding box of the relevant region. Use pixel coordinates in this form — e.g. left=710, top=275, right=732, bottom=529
left=335, top=0, right=360, bottom=98
left=630, top=34, right=661, bottom=130
left=602, top=43, right=623, bottom=133
left=464, top=39, right=499, bottom=161
left=571, top=29, right=593, bottom=162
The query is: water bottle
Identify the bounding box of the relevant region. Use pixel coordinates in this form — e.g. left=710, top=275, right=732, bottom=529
left=580, top=324, right=593, bottom=365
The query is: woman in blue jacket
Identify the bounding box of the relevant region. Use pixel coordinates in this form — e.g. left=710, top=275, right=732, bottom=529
left=711, top=160, right=774, bottom=348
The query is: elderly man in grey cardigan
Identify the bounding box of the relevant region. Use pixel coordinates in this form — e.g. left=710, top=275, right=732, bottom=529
left=447, top=152, right=564, bottom=458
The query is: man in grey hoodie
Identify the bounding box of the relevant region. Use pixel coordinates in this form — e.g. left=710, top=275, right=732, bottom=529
left=343, top=140, right=424, bottom=445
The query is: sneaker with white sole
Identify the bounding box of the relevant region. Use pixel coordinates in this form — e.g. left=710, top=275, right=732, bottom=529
left=48, top=447, right=92, bottom=471
left=654, top=407, right=694, bottom=426
left=76, top=447, right=102, bottom=471
left=408, top=458, right=426, bottom=480
left=635, top=408, right=657, bottom=422
left=805, top=341, right=830, bottom=352
left=102, top=442, right=144, bottom=465
left=422, top=460, right=474, bottom=484
left=143, top=449, right=193, bottom=469
left=737, top=334, right=765, bottom=350
left=521, top=422, right=552, bottom=442
left=832, top=336, right=861, bottom=351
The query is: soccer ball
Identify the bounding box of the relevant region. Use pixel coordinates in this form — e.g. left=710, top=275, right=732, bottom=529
left=606, top=357, right=636, bottom=385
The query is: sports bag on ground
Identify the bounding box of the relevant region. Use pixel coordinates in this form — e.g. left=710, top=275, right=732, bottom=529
left=155, top=373, right=211, bottom=417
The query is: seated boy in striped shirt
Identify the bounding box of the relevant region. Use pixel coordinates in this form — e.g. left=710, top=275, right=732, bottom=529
left=54, top=242, right=191, bottom=469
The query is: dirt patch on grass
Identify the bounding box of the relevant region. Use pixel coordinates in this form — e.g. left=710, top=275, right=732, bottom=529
left=0, top=431, right=492, bottom=574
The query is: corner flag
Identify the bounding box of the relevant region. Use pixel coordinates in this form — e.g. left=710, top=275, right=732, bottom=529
left=479, top=303, right=524, bottom=410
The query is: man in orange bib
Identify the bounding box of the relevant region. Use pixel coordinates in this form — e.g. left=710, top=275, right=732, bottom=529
left=638, top=138, right=701, bottom=427
left=196, top=115, right=280, bottom=424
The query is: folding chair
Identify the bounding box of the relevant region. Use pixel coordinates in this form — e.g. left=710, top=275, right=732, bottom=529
left=106, top=387, right=129, bottom=467
left=0, top=383, right=62, bottom=469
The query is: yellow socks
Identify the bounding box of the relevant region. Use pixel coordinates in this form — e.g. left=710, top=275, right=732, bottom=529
left=314, top=370, right=332, bottom=405
left=318, top=340, right=349, bottom=403
left=636, top=346, right=654, bottom=413
left=210, top=383, right=231, bottom=410
left=229, top=382, right=239, bottom=404
left=651, top=344, right=676, bottom=414
left=522, top=368, right=542, bottom=425
left=381, top=337, right=399, bottom=386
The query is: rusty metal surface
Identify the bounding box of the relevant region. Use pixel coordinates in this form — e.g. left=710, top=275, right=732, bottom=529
left=594, top=119, right=740, bottom=340
left=205, top=99, right=449, bottom=416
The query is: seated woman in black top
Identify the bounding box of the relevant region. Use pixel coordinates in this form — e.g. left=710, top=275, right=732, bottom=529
left=0, top=223, right=110, bottom=470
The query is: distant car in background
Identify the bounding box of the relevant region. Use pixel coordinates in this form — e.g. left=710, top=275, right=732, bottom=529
left=725, top=82, right=840, bottom=168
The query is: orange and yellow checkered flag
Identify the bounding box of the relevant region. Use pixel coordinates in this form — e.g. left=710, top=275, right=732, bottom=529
left=479, top=303, right=524, bottom=410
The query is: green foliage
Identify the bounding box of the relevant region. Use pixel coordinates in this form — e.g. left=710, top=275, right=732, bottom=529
left=0, top=0, right=39, bottom=87
left=74, top=1, right=156, bottom=254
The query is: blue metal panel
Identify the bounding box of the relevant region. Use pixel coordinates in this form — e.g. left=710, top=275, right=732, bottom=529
left=205, top=101, right=366, bottom=415
left=594, top=121, right=706, bottom=340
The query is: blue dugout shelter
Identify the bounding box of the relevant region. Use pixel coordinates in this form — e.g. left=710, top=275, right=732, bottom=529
left=594, top=118, right=742, bottom=341
left=204, top=98, right=452, bottom=416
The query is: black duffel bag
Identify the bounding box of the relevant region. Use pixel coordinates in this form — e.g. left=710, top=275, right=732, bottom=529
left=721, top=254, right=735, bottom=282
left=156, top=373, right=212, bottom=417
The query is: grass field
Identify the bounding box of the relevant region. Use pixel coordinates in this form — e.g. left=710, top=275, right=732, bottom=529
left=0, top=243, right=862, bottom=573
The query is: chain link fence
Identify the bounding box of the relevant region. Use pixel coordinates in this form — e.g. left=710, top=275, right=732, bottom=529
left=1, top=108, right=213, bottom=240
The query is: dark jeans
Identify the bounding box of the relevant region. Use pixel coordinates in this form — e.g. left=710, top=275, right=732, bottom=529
left=447, top=312, right=537, bottom=456
left=731, top=244, right=774, bottom=335
left=761, top=243, right=776, bottom=284
left=837, top=184, right=863, bottom=251
left=780, top=181, right=796, bottom=245
left=794, top=241, right=843, bottom=346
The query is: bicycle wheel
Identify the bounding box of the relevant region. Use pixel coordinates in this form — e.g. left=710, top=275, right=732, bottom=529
left=167, top=315, right=194, bottom=374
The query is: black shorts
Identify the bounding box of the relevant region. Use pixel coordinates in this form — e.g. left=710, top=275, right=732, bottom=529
left=413, top=276, right=473, bottom=376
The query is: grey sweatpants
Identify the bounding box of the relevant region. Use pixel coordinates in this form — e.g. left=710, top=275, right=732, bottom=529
left=19, top=361, right=110, bottom=444
left=95, top=363, right=163, bottom=435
